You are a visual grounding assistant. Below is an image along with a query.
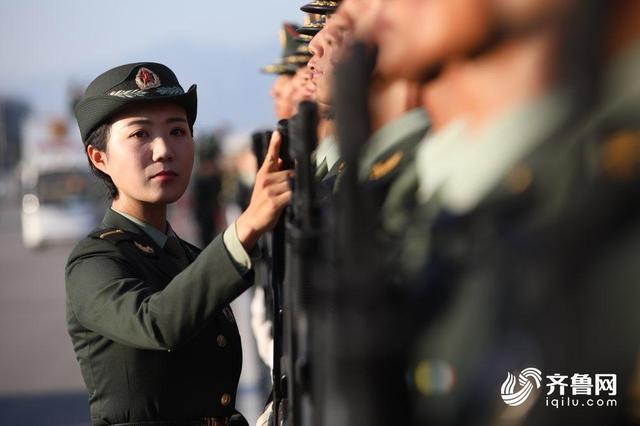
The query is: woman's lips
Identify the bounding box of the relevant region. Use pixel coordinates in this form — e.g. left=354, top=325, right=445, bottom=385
left=151, top=171, right=178, bottom=182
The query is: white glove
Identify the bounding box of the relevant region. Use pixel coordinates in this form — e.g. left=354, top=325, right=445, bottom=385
left=256, top=401, right=273, bottom=426
left=250, top=287, right=274, bottom=370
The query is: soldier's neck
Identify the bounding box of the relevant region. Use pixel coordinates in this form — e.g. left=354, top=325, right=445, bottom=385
left=111, top=197, right=167, bottom=232
left=318, top=117, right=334, bottom=141
left=369, top=77, right=419, bottom=133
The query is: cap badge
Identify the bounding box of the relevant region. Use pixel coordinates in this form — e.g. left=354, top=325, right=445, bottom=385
left=135, top=67, right=161, bottom=90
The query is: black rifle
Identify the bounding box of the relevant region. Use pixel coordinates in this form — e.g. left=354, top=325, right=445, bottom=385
left=272, top=119, right=294, bottom=424
left=320, top=42, right=411, bottom=426
left=251, top=130, right=276, bottom=329
left=252, top=130, right=270, bottom=171
left=279, top=102, right=321, bottom=426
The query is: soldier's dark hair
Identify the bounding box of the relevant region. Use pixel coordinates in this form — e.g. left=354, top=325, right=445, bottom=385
left=84, top=123, right=118, bottom=199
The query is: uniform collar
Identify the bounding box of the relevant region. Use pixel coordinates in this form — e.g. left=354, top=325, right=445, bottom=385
left=314, top=135, right=337, bottom=168
left=599, top=38, right=640, bottom=128
left=109, top=207, right=175, bottom=248
left=324, top=136, right=341, bottom=171
left=416, top=90, right=570, bottom=214
left=359, top=108, right=430, bottom=181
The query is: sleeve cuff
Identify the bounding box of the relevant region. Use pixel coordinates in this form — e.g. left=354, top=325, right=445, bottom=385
left=222, top=221, right=253, bottom=275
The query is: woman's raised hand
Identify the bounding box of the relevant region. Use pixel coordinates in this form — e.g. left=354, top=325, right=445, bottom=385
left=236, top=131, right=293, bottom=251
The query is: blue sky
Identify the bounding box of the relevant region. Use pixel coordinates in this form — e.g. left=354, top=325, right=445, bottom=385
left=0, top=0, right=303, bottom=132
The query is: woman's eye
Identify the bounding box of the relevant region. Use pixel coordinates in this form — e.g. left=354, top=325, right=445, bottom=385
left=171, top=127, right=187, bottom=137
left=131, top=129, right=149, bottom=139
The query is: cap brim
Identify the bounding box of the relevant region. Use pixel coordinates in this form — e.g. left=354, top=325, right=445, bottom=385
left=75, top=85, right=197, bottom=142
left=300, top=5, right=337, bottom=15
left=297, top=25, right=322, bottom=36
left=260, top=63, right=298, bottom=75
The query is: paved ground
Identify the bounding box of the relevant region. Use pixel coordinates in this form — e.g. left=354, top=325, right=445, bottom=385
left=0, top=193, right=268, bottom=425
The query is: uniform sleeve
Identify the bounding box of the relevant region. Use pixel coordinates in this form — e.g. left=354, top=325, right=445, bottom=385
left=222, top=220, right=262, bottom=275
left=65, top=233, right=252, bottom=351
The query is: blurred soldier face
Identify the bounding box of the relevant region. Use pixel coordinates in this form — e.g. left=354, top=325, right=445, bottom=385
left=291, top=66, right=315, bottom=105
left=308, top=19, right=347, bottom=106
left=335, top=0, right=383, bottom=44
left=493, top=0, right=577, bottom=34
left=375, top=0, right=492, bottom=81
left=270, top=74, right=296, bottom=119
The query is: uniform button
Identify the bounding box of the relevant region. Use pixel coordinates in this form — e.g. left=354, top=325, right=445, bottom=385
left=220, top=393, right=232, bottom=406
left=217, top=334, right=227, bottom=348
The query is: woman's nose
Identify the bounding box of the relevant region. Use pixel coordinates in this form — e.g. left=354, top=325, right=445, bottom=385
left=151, top=136, right=174, bottom=162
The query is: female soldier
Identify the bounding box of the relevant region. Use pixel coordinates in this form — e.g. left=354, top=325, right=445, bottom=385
left=66, top=62, right=291, bottom=426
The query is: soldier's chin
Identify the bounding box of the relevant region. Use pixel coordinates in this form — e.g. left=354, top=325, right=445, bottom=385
left=149, top=186, right=187, bottom=205
left=376, top=56, right=418, bottom=82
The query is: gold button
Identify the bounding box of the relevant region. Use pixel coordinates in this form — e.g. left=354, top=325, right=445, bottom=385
left=217, top=334, right=227, bottom=348
left=220, top=393, right=232, bottom=406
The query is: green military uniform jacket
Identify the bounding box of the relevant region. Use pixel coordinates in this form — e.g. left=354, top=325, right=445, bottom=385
left=65, top=209, right=252, bottom=425
left=358, top=108, right=431, bottom=282
left=408, top=40, right=640, bottom=425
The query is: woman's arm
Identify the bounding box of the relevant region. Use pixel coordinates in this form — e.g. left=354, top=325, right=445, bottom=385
left=66, top=228, right=250, bottom=351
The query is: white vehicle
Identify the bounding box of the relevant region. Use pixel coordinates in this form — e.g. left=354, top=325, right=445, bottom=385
left=20, top=117, right=105, bottom=249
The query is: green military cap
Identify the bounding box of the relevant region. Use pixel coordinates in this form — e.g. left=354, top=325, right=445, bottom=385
left=297, top=13, right=325, bottom=37
left=296, top=33, right=314, bottom=43
left=300, top=0, right=342, bottom=15
left=74, top=62, right=197, bottom=142
left=283, top=40, right=312, bottom=67
left=261, top=22, right=304, bottom=75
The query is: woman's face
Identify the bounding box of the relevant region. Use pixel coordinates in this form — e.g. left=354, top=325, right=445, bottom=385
left=92, top=102, right=194, bottom=207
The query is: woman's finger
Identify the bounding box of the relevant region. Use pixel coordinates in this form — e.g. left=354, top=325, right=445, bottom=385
left=263, top=169, right=295, bottom=185
left=261, top=131, right=282, bottom=172
left=265, top=180, right=291, bottom=196
left=273, top=190, right=293, bottom=208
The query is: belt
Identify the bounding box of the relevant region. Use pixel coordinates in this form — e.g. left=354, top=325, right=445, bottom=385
left=111, top=418, right=229, bottom=426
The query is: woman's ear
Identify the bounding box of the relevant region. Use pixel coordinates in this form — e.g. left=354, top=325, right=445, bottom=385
left=87, top=145, right=108, bottom=174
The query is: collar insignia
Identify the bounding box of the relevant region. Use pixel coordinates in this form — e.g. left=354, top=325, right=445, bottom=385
left=134, top=241, right=155, bottom=255
left=369, top=151, right=403, bottom=180
left=135, top=67, right=161, bottom=90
